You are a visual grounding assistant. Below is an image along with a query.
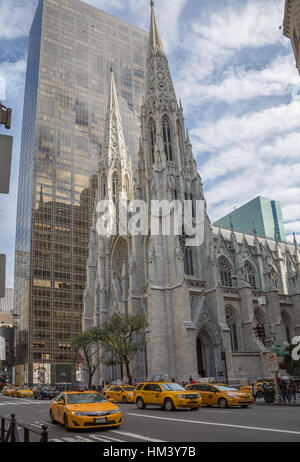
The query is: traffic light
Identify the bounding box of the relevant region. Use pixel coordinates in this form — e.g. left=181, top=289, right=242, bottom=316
left=221, top=350, right=226, bottom=360
left=0, top=103, right=12, bottom=129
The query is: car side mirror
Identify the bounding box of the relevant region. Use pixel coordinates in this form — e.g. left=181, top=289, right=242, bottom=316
left=57, top=400, right=65, bottom=405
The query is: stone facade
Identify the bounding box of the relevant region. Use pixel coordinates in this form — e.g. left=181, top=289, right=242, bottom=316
left=83, top=3, right=300, bottom=385
left=284, top=0, right=300, bottom=74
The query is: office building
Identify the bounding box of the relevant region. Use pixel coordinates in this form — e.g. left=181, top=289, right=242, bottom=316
left=214, top=197, right=287, bottom=242
left=14, top=0, right=148, bottom=385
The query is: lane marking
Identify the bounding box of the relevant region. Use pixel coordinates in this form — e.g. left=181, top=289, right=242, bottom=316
left=128, top=413, right=300, bottom=437
left=72, top=435, right=96, bottom=442
left=111, top=429, right=164, bottom=442
left=89, top=434, right=125, bottom=442
left=62, top=437, right=80, bottom=442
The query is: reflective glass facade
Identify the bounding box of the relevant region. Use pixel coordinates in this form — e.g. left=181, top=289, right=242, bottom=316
left=14, top=0, right=148, bottom=385
left=214, top=196, right=287, bottom=242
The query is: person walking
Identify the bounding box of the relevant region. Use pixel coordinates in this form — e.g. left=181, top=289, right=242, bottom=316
left=289, top=379, right=297, bottom=402
left=280, top=379, right=291, bottom=403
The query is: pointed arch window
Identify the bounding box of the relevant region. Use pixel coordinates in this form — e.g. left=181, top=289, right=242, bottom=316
left=219, top=257, right=232, bottom=287
left=245, top=262, right=256, bottom=289
left=181, top=234, right=194, bottom=275
left=149, top=119, right=156, bottom=164
left=282, top=311, right=292, bottom=344
left=102, top=175, right=107, bottom=199
left=124, top=175, right=129, bottom=194
left=225, top=307, right=239, bottom=351
left=162, top=116, right=173, bottom=162
left=177, top=119, right=184, bottom=164
left=112, top=173, right=119, bottom=205
left=254, top=309, right=266, bottom=344
left=185, top=247, right=194, bottom=275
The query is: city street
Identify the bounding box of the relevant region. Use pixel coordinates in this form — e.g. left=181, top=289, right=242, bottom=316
left=1, top=395, right=300, bottom=442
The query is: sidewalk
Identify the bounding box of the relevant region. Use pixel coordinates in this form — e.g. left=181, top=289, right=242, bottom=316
left=254, top=397, right=300, bottom=406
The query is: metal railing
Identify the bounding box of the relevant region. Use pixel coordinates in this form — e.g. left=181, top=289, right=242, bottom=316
left=0, top=414, right=48, bottom=442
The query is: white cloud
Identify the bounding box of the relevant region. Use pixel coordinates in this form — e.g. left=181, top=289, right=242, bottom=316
left=0, top=0, right=38, bottom=40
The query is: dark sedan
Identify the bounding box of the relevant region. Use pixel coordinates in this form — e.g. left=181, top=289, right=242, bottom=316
left=34, top=385, right=59, bottom=400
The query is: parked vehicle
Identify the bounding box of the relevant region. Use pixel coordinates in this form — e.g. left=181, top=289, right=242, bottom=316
left=34, top=384, right=59, bottom=400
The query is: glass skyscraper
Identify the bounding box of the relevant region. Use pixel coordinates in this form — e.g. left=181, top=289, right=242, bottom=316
left=214, top=196, right=287, bottom=242
left=14, top=0, right=148, bottom=385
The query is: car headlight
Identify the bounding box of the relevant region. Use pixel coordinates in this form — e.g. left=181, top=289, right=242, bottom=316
left=110, top=408, right=121, bottom=414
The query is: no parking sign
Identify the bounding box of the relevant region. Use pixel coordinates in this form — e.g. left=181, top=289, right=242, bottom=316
left=267, top=353, right=277, bottom=364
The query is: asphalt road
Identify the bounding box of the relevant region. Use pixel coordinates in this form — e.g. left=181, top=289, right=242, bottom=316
left=0, top=394, right=300, bottom=442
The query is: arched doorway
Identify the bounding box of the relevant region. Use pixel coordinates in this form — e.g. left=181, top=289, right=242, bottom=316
left=196, top=329, right=216, bottom=378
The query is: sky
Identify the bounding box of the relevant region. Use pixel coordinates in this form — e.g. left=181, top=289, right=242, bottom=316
left=0, top=0, right=299, bottom=288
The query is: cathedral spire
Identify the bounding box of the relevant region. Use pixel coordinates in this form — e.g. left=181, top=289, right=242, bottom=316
left=103, top=66, right=128, bottom=164
left=149, top=1, right=164, bottom=53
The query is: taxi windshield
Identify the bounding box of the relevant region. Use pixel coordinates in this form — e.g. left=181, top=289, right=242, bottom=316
left=122, top=387, right=135, bottom=392
left=216, top=386, right=239, bottom=392
left=160, top=383, right=185, bottom=391
left=67, top=393, right=108, bottom=404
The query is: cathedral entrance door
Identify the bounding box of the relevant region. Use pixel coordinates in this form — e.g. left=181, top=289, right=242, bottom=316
left=196, top=330, right=216, bottom=379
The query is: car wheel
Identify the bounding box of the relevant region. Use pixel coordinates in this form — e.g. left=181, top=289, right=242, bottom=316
left=241, top=405, right=249, bottom=408
left=190, top=407, right=199, bottom=410
left=122, top=397, right=127, bottom=404
left=50, top=410, right=57, bottom=424
left=164, top=398, right=175, bottom=411
left=34, top=394, right=37, bottom=400
left=136, top=397, right=145, bottom=409
left=64, top=414, right=71, bottom=431
left=218, top=398, right=228, bottom=409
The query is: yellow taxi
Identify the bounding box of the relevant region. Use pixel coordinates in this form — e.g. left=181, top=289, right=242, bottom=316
left=105, top=385, right=135, bottom=403
left=102, top=385, right=113, bottom=398
left=11, top=387, right=21, bottom=397
left=134, top=382, right=202, bottom=411
left=50, top=390, right=124, bottom=431
left=16, top=388, right=34, bottom=398
left=185, top=383, right=254, bottom=408
left=3, top=387, right=15, bottom=396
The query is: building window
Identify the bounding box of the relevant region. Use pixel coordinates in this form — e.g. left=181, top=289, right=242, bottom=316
left=245, top=262, right=256, bottom=289
left=282, top=311, right=292, bottom=344
left=149, top=119, right=156, bottom=164
left=254, top=309, right=266, bottom=344
left=124, top=175, right=129, bottom=194
left=162, top=116, right=173, bottom=162
left=112, top=173, right=119, bottom=205
left=225, top=307, right=239, bottom=352
left=102, top=175, right=107, bottom=199
left=185, top=247, right=194, bottom=275
left=219, top=257, right=232, bottom=287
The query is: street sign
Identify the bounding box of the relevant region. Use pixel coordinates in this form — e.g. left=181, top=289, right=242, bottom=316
left=276, top=352, right=289, bottom=356
left=267, top=353, right=277, bottom=364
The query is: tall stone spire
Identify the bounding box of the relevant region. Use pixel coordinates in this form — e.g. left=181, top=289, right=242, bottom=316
left=149, top=1, right=164, bottom=53
left=103, top=66, right=127, bottom=164
left=145, top=2, right=177, bottom=114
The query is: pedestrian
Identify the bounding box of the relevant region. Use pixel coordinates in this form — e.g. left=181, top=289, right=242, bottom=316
left=189, top=375, right=193, bottom=384
left=97, top=384, right=102, bottom=393
left=280, top=379, right=291, bottom=403
left=102, top=379, right=105, bottom=388
left=289, top=379, right=297, bottom=402
left=172, top=378, right=175, bottom=383
left=133, top=378, right=137, bottom=387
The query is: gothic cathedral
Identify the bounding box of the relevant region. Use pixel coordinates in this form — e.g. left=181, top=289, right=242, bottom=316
left=83, top=3, right=300, bottom=385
